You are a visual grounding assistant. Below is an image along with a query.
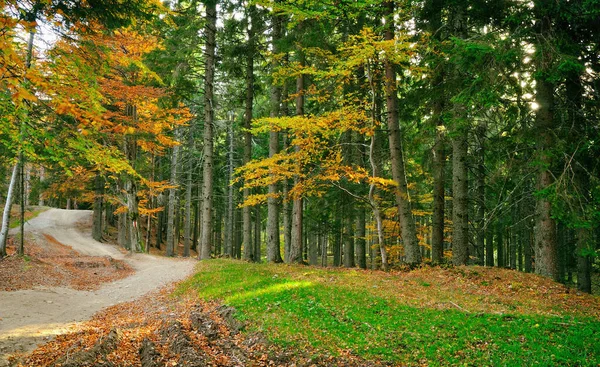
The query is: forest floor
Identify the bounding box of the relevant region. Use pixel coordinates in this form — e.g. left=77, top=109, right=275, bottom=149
left=2, top=210, right=600, bottom=366
left=0, top=209, right=196, bottom=366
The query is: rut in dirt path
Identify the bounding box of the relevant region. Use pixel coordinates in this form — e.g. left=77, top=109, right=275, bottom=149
left=0, top=208, right=197, bottom=365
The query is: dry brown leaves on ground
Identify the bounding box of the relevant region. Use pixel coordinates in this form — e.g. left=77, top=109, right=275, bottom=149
left=300, top=264, right=600, bottom=320
left=16, top=286, right=385, bottom=367
left=0, top=234, right=132, bottom=292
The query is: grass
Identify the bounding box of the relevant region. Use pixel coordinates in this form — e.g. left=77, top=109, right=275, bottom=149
left=8, top=206, right=47, bottom=229
left=177, top=259, right=600, bottom=366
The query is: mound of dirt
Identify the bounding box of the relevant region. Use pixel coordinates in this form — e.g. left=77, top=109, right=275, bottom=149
left=17, top=288, right=385, bottom=367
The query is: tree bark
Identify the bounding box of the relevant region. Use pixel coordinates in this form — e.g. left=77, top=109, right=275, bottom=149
left=225, top=114, right=235, bottom=257
left=497, top=223, right=504, bottom=267
left=428, top=0, right=446, bottom=265
left=125, top=177, right=141, bottom=252
left=289, top=53, right=305, bottom=264
left=531, top=0, right=559, bottom=281
left=183, top=132, right=194, bottom=257
left=200, top=0, right=217, bottom=260
left=118, top=210, right=127, bottom=249
left=266, top=6, right=283, bottom=263
left=451, top=130, right=469, bottom=265
left=38, top=166, right=45, bottom=206
left=533, top=80, right=558, bottom=279
left=355, top=207, right=367, bottom=269
left=308, top=230, right=318, bottom=266
left=343, top=215, right=355, bottom=268
left=166, top=142, right=179, bottom=257
left=254, top=206, right=261, bottom=262
left=366, top=59, right=387, bottom=271
left=474, top=124, right=486, bottom=265
left=92, top=173, right=104, bottom=242
left=383, top=1, right=421, bottom=265
left=241, top=6, right=256, bottom=262
left=282, top=133, right=292, bottom=262
left=485, top=225, right=494, bottom=266
left=0, top=164, right=19, bottom=257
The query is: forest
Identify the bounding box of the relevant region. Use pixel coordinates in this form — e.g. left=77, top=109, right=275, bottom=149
left=2, top=0, right=600, bottom=285
left=1, top=0, right=600, bottom=365
left=2, top=0, right=600, bottom=276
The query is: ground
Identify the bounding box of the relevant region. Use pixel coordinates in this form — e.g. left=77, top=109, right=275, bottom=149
left=0, top=209, right=196, bottom=366
left=1, top=208, right=599, bottom=366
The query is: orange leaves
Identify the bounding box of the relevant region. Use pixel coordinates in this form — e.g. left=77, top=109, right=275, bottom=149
left=12, top=86, right=36, bottom=103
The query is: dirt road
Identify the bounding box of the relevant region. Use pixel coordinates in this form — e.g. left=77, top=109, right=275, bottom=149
left=0, top=209, right=197, bottom=366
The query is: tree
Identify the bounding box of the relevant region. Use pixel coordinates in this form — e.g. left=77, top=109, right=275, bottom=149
left=382, top=1, right=421, bottom=265
left=199, top=0, right=217, bottom=260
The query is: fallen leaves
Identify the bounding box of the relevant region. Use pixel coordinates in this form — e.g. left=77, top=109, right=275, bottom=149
left=0, top=232, right=132, bottom=292
left=16, top=285, right=379, bottom=367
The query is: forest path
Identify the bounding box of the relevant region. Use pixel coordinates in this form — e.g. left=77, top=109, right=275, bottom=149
left=0, top=209, right=197, bottom=366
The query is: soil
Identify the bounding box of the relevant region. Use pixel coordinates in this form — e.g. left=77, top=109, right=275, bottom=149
left=0, top=209, right=196, bottom=366
left=16, top=288, right=380, bottom=367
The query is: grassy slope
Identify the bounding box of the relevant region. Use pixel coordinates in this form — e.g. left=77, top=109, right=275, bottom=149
left=178, top=259, right=600, bottom=366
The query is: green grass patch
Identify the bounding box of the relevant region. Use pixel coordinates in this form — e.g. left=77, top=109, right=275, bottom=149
left=9, top=207, right=47, bottom=229
left=177, top=259, right=600, bottom=366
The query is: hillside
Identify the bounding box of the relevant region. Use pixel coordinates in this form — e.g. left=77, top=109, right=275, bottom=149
left=16, top=259, right=600, bottom=366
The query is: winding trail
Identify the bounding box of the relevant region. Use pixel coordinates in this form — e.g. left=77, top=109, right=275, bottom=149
left=0, top=209, right=197, bottom=365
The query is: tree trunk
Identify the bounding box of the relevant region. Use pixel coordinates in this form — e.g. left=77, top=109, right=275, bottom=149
left=532, top=0, right=559, bottom=281
left=451, top=130, right=469, bottom=265
left=429, top=0, right=445, bottom=264
left=474, top=124, right=486, bottom=265
left=225, top=114, right=235, bottom=257
left=343, top=215, right=355, bottom=268
left=0, top=164, right=19, bottom=257
left=241, top=6, right=256, bottom=262
left=234, top=206, right=242, bottom=258
left=214, top=207, right=222, bottom=256
left=497, top=223, right=504, bottom=267
left=510, top=208, right=518, bottom=270
left=118, top=211, right=127, bottom=249
left=254, top=206, right=261, bottom=262
left=92, top=173, right=104, bottom=242
left=282, top=133, right=292, bottom=262
left=24, top=164, right=30, bottom=207
left=166, top=142, right=179, bottom=257
left=356, top=207, right=367, bottom=269
left=431, top=121, right=446, bottom=264
left=576, top=226, right=592, bottom=293
left=15, top=28, right=36, bottom=254
left=320, top=232, right=328, bottom=266
left=125, top=178, right=141, bottom=252
left=308, top=230, right=318, bottom=266
left=485, top=225, right=494, bottom=266
left=156, top=193, right=165, bottom=250
left=366, top=59, right=388, bottom=271
left=289, top=53, right=305, bottom=264
left=383, top=1, right=421, bottom=265
left=38, top=166, right=45, bottom=206
left=267, top=5, right=283, bottom=263
left=333, top=224, right=341, bottom=267
left=266, top=127, right=282, bottom=262
left=533, top=82, right=558, bottom=279
left=200, top=0, right=217, bottom=260
left=183, top=139, right=194, bottom=257
left=525, top=224, right=533, bottom=273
